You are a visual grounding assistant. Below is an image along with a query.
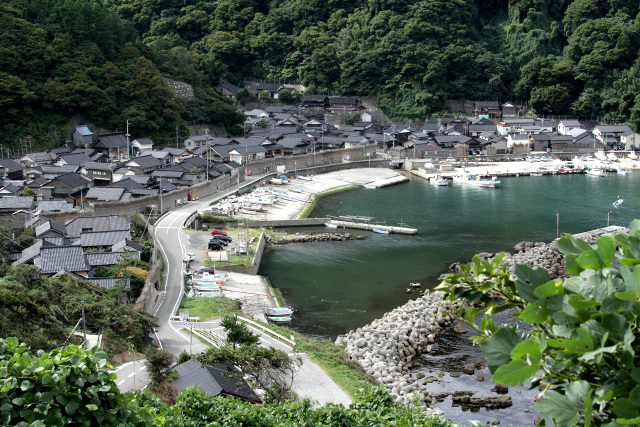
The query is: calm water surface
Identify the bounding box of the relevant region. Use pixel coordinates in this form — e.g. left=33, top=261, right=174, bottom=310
left=258, top=173, right=639, bottom=339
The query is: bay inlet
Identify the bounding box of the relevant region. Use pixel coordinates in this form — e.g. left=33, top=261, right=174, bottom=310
left=258, top=172, right=639, bottom=339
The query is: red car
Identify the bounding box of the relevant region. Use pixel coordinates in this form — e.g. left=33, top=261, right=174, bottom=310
left=211, top=229, right=228, bottom=236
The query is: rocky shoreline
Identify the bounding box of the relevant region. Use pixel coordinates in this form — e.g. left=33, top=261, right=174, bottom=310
left=266, top=232, right=365, bottom=245
left=336, top=226, right=629, bottom=418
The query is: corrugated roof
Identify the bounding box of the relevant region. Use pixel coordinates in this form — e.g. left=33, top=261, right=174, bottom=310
left=75, top=125, right=93, bottom=136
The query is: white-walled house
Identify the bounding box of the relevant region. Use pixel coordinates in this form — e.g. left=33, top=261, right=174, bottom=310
left=621, top=130, right=640, bottom=150
left=557, top=120, right=583, bottom=135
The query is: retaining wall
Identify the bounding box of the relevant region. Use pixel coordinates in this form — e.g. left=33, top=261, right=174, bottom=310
left=223, top=231, right=267, bottom=275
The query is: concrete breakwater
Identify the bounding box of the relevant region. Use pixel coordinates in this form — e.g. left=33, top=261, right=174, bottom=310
left=336, top=225, right=630, bottom=416
left=265, top=232, right=365, bottom=245
left=335, top=291, right=460, bottom=416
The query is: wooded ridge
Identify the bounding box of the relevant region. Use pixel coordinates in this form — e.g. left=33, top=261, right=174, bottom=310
left=1, top=0, right=639, bottom=147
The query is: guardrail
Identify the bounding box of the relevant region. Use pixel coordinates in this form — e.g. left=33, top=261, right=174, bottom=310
left=238, top=315, right=296, bottom=347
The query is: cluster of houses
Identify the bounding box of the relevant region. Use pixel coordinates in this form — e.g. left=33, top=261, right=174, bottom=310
left=8, top=214, right=140, bottom=299
left=1, top=98, right=638, bottom=222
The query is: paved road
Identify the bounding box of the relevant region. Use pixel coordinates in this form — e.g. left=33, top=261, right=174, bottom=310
left=116, top=175, right=352, bottom=406
left=113, top=360, right=150, bottom=392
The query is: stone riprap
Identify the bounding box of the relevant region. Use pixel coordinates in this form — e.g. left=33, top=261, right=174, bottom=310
left=266, top=232, right=365, bottom=245
left=335, top=291, right=460, bottom=416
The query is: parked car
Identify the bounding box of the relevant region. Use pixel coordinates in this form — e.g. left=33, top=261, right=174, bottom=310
left=209, top=238, right=228, bottom=246
left=211, top=229, right=228, bottom=236
left=183, top=253, right=195, bottom=263
left=211, top=235, right=232, bottom=243
left=208, top=241, right=224, bottom=250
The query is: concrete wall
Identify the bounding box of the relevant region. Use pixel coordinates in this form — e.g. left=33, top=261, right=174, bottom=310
left=223, top=231, right=267, bottom=275
left=245, top=218, right=329, bottom=228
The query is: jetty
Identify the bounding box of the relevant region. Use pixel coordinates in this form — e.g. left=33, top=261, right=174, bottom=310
left=326, top=216, right=418, bottom=235
left=362, top=175, right=409, bottom=189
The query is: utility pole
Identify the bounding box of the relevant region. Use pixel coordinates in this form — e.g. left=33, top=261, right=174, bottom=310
left=159, top=177, right=163, bottom=215
left=205, top=128, right=209, bottom=181
left=126, top=120, right=131, bottom=161
left=81, top=301, right=86, bottom=347
left=176, top=125, right=179, bottom=148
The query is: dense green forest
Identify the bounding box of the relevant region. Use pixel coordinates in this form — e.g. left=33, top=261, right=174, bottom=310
left=1, top=0, right=640, bottom=147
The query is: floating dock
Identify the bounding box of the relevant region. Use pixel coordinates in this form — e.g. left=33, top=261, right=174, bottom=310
left=327, top=219, right=417, bottom=235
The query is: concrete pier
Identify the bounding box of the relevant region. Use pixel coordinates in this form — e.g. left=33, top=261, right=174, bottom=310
left=327, top=220, right=418, bottom=235
left=363, top=175, right=409, bottom=188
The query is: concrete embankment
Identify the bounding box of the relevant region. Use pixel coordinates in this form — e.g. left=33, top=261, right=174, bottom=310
left=328, top=220, right=418, bottom=235
left=266, top=232, right=365, bottom=245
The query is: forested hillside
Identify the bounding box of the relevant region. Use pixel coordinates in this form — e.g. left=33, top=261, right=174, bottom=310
left=1, top=0, right=640, bottom=147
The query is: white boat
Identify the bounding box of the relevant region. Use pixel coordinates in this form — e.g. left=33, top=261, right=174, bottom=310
left=452, top=172, right=501, bottom=188
left=325, top=223, right=338, bottom=228
left=530, top=173, right=543, bottom=177
left=629, top=151, right=638, bottom=160
left=607, top=152, right=619, bottom=161
left=617, top=169, right=630, bottom=175
left=613, top=198, right=624, bottom=207
left=266, top=315, right=293, bottom=324
left=373, top=228, right=390, bottom=234
left=297, top=175, right=312, bottom=181
left=289, top=187, right=303, bottom=193
left=595, top=151, right=607, bottom=161
left=269, top=178, right=287, bottom=185
left=429, top=176, right=449, bottom=186
left=266, top=306, right=295, bottom=316
left=191, top=268, right=228, bottom=283
left=586, top=169, right=605, bottom=176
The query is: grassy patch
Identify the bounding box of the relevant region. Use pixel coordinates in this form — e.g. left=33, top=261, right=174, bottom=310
left=178, top=297, right=242, bottom=320
left=263, top=276, right=283, bottom=306
left=298, top=185, right=358, bottom=219
left=296, top=335, right=376, bottom=398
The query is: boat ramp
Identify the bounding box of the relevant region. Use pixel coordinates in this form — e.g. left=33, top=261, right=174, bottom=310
left=326, top=215, right=418, bottom=235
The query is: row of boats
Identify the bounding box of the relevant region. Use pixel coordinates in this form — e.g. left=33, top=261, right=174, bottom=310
left=429, top=173, right=502, bottom=188
left=211, top=186, right=311, bottom=215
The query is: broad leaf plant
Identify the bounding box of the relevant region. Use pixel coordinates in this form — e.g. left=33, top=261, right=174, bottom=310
left=436, top=220, right=640, bottom=426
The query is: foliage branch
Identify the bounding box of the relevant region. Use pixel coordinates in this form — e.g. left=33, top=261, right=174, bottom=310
left=436, top=220, right=640, bottom=426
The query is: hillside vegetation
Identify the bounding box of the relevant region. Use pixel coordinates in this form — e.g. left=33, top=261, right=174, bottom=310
left=1, top=0, right=639, bottom=147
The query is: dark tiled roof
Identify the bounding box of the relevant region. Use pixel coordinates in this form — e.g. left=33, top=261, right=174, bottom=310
left=37, top=200, right=74, bottom=213
left=0, top=159, right=24, bottom=172
left=217, top=82, right=239, bottom=93
left=85, top=187, right=126, bottom=201
left=94, top=133, right=127, bottom=149
left=64, top=215, right=131, bottom=238
left=35, top=246, right=89, bottom=274
left=81, top=162, right=117, bottom=171
left=52, top=172, right=91, bottom=188
left=85, top=252, right=127, bottom=267
left=127, top=155, right=162, bottom=169
left=172, top=360, right=261, bottom=403
left=60, top=153, right=92, bottom=165
left=112, top=239, right=142, bottom=252
left=329, top=96, right=359, bottom=104
left=41, top=165, right=80, bottom=174
left=80, top=230, right=132, bottom=247
left=108, top=178, right=145, bottom=191
left=151, top=170, right=184, bottom=179
left=0, top=196, right=35, bottom=210
left=87, top=277, right=129, bottom=291
left=22, top=152, right=52, bottom=163
left=35, top=219, right=66, bottom=237
left=12, top=241, right=44, bottom=266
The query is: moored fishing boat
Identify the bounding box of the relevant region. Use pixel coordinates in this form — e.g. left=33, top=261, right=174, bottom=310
left=429, top=176, right=449, bottom=186
left=452, top=172, right=501, bottom=187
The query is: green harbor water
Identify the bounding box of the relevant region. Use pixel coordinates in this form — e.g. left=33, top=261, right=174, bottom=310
left=258, top=172, right=639, bottom=339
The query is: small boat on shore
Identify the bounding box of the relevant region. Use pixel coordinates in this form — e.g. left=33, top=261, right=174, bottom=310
left=325, top=223, right=338, bottom=228
left=297, top=175, right=312, bottom=181
left=266, top=306, right=296, bottom=316
left=617, top=169, right=630, bottom=175
left=266, top=315, right=293, bottom=324
left=530, top=173, right=543, bottom=177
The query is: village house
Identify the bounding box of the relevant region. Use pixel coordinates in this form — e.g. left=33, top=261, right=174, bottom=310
left=90, top=133, right=129, bottom=160
left=557, top=120, right=583, bottom=135
left=473, top=101, right=501, bottom=119
left=593, top=124, right=632, bottom=149
left=328, top=97, right=361, bottom=113
left=73, top=125, right=94, bottom=146
left=216, top=82, right=240, bottom=99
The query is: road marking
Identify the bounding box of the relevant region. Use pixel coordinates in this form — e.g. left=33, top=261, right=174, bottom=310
left=128, top=373, right=135, bottom=378
left=139, top=366, right=146, bottom=371
left=118, top=380, right=125, bottom=386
